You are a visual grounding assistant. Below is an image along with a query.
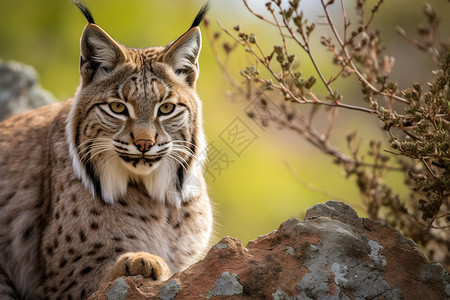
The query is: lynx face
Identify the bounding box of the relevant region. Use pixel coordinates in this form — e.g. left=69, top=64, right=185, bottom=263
left=67, top=5, right=207, bottom=205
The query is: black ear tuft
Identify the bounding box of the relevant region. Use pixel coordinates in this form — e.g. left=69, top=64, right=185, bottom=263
left=189, top=1, right=210, bottom=29
left=72, top=0, right=95, bottom=24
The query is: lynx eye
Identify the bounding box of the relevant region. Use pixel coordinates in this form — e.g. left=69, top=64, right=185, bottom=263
left=158, top=103, right=175, bottom=115
left=109, top=102, right=127, bottom=115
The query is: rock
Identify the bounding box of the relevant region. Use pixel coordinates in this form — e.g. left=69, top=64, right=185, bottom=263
left=90, top=201, right=450, bottom=299
left=0, top=60, right=55, bottom=122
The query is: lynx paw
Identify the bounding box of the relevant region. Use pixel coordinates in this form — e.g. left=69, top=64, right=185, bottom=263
left=104, top=252, right=171, bottom=282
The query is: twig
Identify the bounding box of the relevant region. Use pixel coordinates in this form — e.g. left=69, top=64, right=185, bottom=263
left=242, top=0, right=284, bottom=27
left=275, top=2, right=334, bottom=95
left=207, top=20, right=246, bottom=94
left=421, top=158, right=437, bottom=178
left=320, top=0, right=410, bottom=104
left=283, top=160, right=366, bottom=211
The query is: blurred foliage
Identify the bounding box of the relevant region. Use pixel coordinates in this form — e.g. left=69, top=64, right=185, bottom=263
left=208, top=0, right=449, bottom=269
left=0, top=0, right=448, bottom=268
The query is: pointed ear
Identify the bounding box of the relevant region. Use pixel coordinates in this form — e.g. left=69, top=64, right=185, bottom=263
left=79, top=24, right=127, bottom=84
left=160, top=27, right=202, bottom=87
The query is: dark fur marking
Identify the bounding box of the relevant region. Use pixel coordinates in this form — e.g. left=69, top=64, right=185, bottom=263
left=139, top=215, right=148, bottom=222
left=2, top=191, right=15, bottom=205
left=118, top=199, right=128, bottom=206
left=85, top=159, right=103, bottom=201
left=82, top=140, right=103, bottom=201
left=68, top=248, right=76, bottom=255
left=90, top=208, right=101, bottom=216
left=187, top=139, right=197, bottom=169
left=115, top=247, right=124, bottom=253
left=96, top=256, right=108, bottom=263
left=114, top=139, right=129, bottom=146
left=79, top=231, right=87, bottom=242
left=72, top=209, right=79, bottom=217
left=72, top=255, right=82, bottom=263
left=170, top=110, right=186, bottom=120
left=87, top=250, right=97, bottom=256
left=63, top=280, right=78, bottom=293
left=112, top=236, right=122, bottom=242
left=57, top=225, right=63, bottom=235
left=126, top=234, right=136, bottom=240
left=46, top=247, right=54, bottom=256
left=175, top=166, right=184, bottom=192
left=59, top=258, right=68, bottom=268
left=22, top=225, right=34, bottom=241
left=115, top=145, right=129, bottom=152
left=65, top=235, right=72, bottom=242
left=83, top=123, right=90, bottom=136
left=80, top=266, right=93, bottom=275
left=80, top=290, right=86, bottom=298
left=173, top=222, right=181, bottom=229
left=90, top=222, right=99, bottom=230
left=93, top=242, right=103, bottom=249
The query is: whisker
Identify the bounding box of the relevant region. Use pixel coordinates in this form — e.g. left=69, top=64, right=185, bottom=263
left=165, top=153, right=189, bottom=172
left=171, top=140, right=201, bottom=151
left=79, top=144, right=114, bottom=164
left=162, top=156, right=177, bottom=171
left=171, top=147, right=196, bottom=159
left=76, top=137, right=111, bottom=150
left=98, top=152, right=118, bottom=166
left=171, top=144, right=196, bottom=154
left=171, top=140, right=198, bottom=146
left=79, top=144, right=111, bottom=158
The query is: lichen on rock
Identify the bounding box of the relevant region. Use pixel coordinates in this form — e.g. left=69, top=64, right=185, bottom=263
left=105, top=278, right=129, bottom=300
left=158, top=280, right=180, bottom=300
left=207, top=272, right=243, bottom=298
left=91, top=201, right=449, bottom=299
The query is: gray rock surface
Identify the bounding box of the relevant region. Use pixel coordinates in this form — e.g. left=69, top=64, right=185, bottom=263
left=91, top=201, right=450, bottom=299
left=0, top=60, right=55, bottom=122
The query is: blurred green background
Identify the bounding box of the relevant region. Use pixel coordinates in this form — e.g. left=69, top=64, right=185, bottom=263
left=0, top=0, right=448, bottom=246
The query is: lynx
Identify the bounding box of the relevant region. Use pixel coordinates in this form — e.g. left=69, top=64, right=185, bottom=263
left=0, top=1, right=212, bottom=299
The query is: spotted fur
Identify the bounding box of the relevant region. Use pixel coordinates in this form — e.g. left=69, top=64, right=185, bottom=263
left=0, top=2, right=212, bottom=299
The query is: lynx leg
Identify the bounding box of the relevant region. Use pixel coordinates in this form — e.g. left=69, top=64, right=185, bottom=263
left=104, top=252, right=171, bottom=283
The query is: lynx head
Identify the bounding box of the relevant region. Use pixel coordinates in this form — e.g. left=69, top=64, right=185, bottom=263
left=66, top=1, right=209, bottom=205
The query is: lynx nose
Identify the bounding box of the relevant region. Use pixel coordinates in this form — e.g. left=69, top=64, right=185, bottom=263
left=134, top=139, right=154, bottom=153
